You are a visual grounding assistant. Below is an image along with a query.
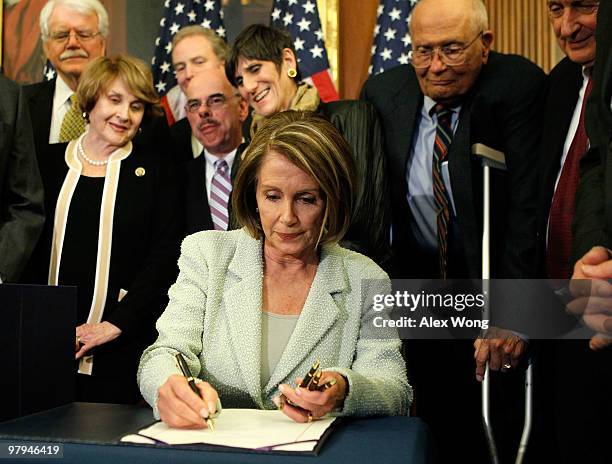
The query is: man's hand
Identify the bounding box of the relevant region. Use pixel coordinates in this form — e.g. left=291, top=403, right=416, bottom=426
left=569, top=246, right=612, bottom=350
left=474, top=328, right=526, bottom=382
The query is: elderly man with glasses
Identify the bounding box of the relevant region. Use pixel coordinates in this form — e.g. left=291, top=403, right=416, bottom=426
left=23, top=0, right=107, bottom=159
left=362, top=0, right=546, bottom=461
left=171, top=67, right=248, bottom=236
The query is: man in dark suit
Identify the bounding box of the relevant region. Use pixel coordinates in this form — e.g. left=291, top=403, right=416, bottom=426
left=361, top=0, right=545, bottom=461
left=553, top=1, right=611, bottom=463
left=0, top=74, right=45, bottom=283
left=23, top=0, right=107, bottom=159
left=171, top=68, right=248, bottom=236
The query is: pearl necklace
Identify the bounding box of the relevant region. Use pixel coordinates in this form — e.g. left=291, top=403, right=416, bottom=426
left=77, top=140, right=109, bottom=166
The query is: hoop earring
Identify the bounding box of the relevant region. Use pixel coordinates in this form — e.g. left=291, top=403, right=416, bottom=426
left=287, top=68, right=297, bottom=78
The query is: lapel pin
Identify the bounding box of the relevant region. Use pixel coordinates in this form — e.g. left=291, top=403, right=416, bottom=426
left=135, top=167, right=146, bottom=177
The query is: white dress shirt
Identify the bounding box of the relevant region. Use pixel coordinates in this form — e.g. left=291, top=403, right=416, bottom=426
left=48, top=76, right=75, bottom=144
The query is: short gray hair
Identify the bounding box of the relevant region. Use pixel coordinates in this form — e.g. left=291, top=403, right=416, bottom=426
left=40, top=0, right=109, bottom=41
left=409, top=0, right=489, bottom=36
left=171, top=25, right=228, bottom=63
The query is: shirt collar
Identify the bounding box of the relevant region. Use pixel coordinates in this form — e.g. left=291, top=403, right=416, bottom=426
left=203, top=140, right=243, bottom=170
left=53, top=75, right=75, bottom=112
left=423, top=95, right=461, bottom=120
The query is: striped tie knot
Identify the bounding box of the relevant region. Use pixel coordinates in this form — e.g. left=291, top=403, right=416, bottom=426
left=215, top=159, right=228, bottom=174
left=431, top=103, right=453, bottom=124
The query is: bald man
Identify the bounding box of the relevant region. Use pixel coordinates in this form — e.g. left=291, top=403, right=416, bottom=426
left=170, top=68, right=248, bottom=236
left=362, top=0, right=546, bottom=461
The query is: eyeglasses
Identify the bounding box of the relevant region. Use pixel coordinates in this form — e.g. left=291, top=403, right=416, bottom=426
left=185, top=94, right=239, bottom=113
left=411, top=31, right=484, bottom=69
left=49, top=29, right=101, bottom=44
left=547, top=1, right=599, bottom=19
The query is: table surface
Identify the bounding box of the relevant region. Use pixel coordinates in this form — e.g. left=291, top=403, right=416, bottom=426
left=0, top=403, right=433, bottom=464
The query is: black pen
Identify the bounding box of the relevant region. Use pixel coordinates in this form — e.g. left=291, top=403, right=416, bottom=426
left=174, top=352, right=216, bottom=431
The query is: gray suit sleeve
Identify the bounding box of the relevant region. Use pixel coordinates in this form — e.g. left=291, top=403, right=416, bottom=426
left=0, top=80, right=45, bottom=283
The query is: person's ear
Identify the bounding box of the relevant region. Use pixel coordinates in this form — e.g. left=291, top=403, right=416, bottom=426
left=238, top=96, right=249, bottom=122
left=281, top=48, right=297, bottom=73
left=481, top=30, right=494, bottom=62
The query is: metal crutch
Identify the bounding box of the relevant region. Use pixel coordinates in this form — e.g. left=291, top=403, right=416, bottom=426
left=472, top=143, right=533, bottom=464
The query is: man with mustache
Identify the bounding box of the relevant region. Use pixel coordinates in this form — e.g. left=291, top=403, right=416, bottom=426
left=23, top=0, right=107, bottom=159
left=172, top=68, right=248, bottom=235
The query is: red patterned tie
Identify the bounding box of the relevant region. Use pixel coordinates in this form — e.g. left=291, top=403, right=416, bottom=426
left=546, top=77, right=593, bottom=279
left=432, top=104, right=454, bottom=279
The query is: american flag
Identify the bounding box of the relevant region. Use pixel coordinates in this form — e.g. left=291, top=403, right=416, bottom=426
left=271, top=0, right=339, bottom=102
left=369, top=0, right=418, bottom=76
left=152, top=0, right=226, bottom=124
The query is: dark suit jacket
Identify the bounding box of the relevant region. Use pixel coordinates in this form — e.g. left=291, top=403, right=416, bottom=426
left=169, top=117, right=246, bottom=236
left=536, top=57, right=583, bottom=276
left=22, top=141, right=182, bottom=380
left=0, top=75, right=45, bottom=282
left=574, top=0, right=612, bottom=258
left=23, top=78, right=173, bottom=166
left=361, top=52, right=546, bottom=278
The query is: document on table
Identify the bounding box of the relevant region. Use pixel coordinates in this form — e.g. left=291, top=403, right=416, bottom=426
left=121, top=409, right=337, bottom=453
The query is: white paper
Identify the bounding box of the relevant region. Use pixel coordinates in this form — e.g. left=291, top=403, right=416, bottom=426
left=121, top=409, right=336, bottom=452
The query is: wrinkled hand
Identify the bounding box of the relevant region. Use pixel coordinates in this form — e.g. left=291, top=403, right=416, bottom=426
left=273, top=372, right=347, bottom=423
left=569, top=246, right=612, bottom=350
left=75, top=321, right=121, bottom=359
left=474, top=328, right=526, bottom=382
left=157, top=374, right=219, bottom=429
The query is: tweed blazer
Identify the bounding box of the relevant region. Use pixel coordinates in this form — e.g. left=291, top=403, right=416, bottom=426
left=138, top=228, right=411, bottom=418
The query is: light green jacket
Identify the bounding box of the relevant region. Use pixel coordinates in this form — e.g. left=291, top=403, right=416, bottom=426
left=138, top=228, right=411, bottom=418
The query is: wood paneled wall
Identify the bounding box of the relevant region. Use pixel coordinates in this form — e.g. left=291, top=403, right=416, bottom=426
left=484, top=0, right=561, bottom=73
left=337, top=0, right=561, bottom=99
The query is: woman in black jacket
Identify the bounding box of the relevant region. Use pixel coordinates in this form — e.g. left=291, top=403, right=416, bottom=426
left=226, top=24, right=389, bottom=266
left=22, top=55, right=181, bottom=404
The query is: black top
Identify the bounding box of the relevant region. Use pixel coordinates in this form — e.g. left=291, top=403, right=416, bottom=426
left=59, top=176, right=104, bottom=323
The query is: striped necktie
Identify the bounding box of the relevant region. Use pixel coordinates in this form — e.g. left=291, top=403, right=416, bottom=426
left=431, top=104, right=454, bottom=279
left=59, top=94, right=86, bottom=142
left=210, top=159, right=232, bottom=230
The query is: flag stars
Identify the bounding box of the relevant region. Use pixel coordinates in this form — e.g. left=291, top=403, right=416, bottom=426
left=388, top=7, right=401, bottom=21
left=294, top=37, right=305, bottom=50
left=174, top=2, right=185, bottom=15
left=160, top=62, right=171, bottom=73
left=377, top=4, right=384, bottom=17
left=310, top=44, right=323, bottom=59
left=303, top=0, right=316, bottom=14
left=165, top=42, right=172, bottom=54
left=380, top=48, right=393, bottom=61
left=401, top=34, right=412, bottom=47
left=384, top=28, right=396, bottom=41
left=216, top=26, right=226, bottom=37
left=187, top=10, right=196, bottom=22
left=170, top=22, right=180, bottom=35
left=297, top=17, right=311, bottom=32
left=160, top=18, right=166, bottom=27
left=398, top=53, right=410, bottom=65
left=283, top=12, right=293, bottom=26
left=155, top=81, right=167, bottom=93
left=272, top=8, right=281, bottom=21
left=204, top=0, right=215, bottom=11
left=201, top=18, right=211, bottom=28
left=45, top=68, right=56, bottom=80
left=288, top=0, right=298, bottom=5
left=314, top=29, right=323, bottom=41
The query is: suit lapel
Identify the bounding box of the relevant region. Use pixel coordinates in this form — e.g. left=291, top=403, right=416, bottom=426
left=264, top=246, right=346, bottom=393
left=26, top=80, right=54, bottom=158
left=222, top=231, right=265, bottom=405
left=448, top=101, right=479, bottom=274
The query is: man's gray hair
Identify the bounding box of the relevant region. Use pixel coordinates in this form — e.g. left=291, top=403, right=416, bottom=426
left=409, top=0, right=489, bottom=35
left=40, top=0, right=109, bottom=41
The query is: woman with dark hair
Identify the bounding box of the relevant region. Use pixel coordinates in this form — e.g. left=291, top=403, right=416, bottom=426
left=226, top=24, right=390, bottom=266
left=23, top=55, right=182, bottom=404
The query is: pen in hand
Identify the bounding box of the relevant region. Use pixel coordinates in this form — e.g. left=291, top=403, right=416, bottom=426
left=174, top=352, right=217, bottom=431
